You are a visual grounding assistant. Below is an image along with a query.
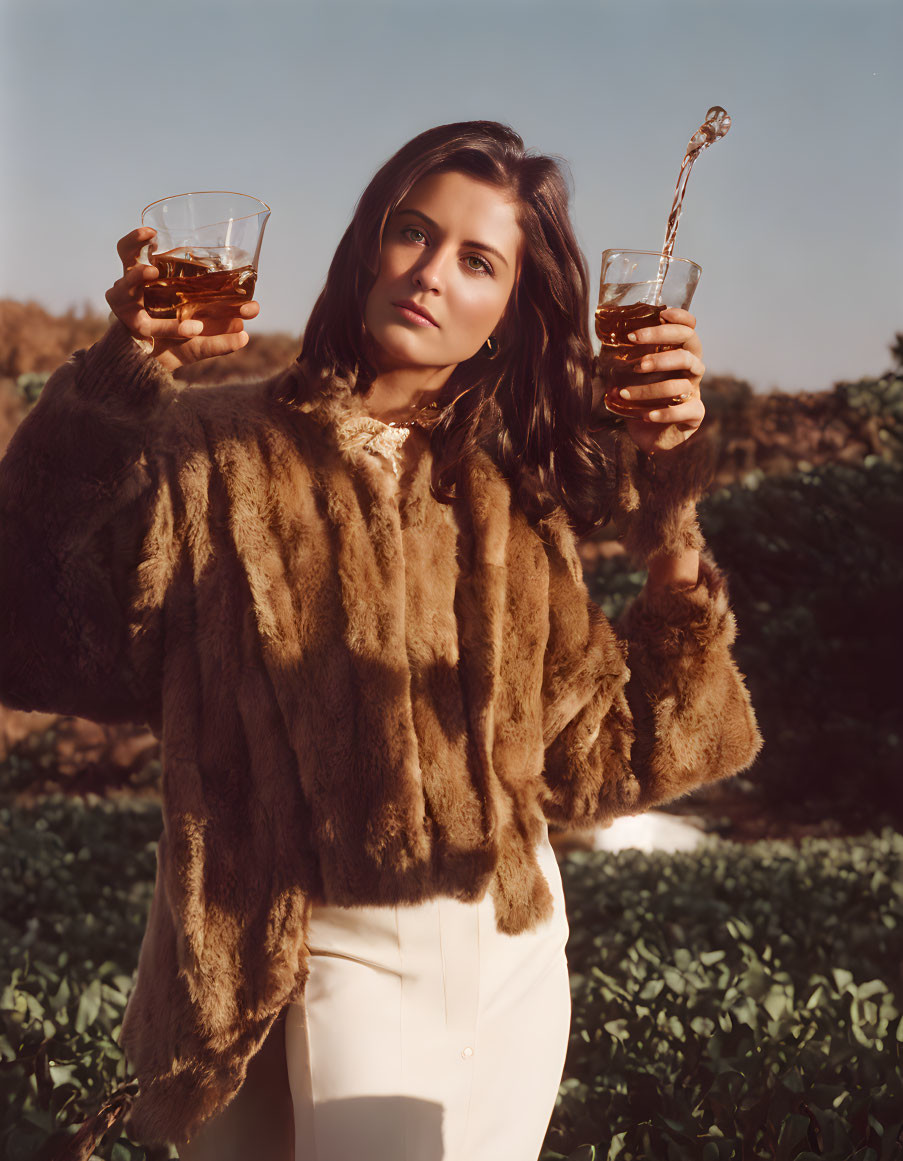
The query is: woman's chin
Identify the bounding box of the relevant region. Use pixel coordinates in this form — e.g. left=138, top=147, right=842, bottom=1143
left=370, top=336, right=446, bottom=374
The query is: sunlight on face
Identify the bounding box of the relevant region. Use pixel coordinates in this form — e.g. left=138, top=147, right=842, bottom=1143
left=363, top=171, right=523, bottom=375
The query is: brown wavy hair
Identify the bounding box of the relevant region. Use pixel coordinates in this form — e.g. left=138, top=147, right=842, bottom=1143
left=298, top=120, right=616, bottom=537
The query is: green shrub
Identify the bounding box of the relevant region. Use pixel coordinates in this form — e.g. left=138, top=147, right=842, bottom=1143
left=835, top=374, right=903, bottom=452
left=699, top=457, right=902, bottom=825
left=585, top=456, right=903, bottom=829
left=542, top=830, right=903, bottom=1160
left=2, top=798, right=901, bottom=1160
left=0, top=795, right=167, bottom=1161
left=15, top=371, right=50, bottom=405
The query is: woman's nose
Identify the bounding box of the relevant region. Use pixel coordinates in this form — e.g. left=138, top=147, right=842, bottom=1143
left=412, top=250, right=445, bottom=292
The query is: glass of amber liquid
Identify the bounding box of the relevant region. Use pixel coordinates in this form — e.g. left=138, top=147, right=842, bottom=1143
left=139, top=191, right=271, bottom=321
left=595, top=249, right=701, bottom=419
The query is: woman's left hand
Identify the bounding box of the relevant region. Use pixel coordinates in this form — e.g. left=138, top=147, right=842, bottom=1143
left=604, top=307, right=706, bottom=456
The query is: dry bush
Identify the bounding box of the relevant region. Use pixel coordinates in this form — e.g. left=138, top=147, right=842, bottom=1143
left=0, top=300, right=107, bottom=378
left=0, top=297, right=300, bottom=384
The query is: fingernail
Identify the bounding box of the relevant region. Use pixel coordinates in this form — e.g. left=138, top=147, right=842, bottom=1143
left=182, top=321, right=203, bottom=335
left=627, top=332, right=638, bottom=342
left=648, top=410, right=660, bottom=420
left=639, top=358, right=652, bottom=371
left=619, top=389, right=631, bottom=399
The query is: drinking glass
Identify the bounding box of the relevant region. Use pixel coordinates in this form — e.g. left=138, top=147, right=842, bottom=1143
left=595, top=248, right=701, bottom=419
left=139, top=191, right=271, bottom=321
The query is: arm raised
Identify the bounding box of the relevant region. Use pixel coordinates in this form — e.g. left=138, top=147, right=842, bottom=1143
left=0, top=322, right=182, bottom=730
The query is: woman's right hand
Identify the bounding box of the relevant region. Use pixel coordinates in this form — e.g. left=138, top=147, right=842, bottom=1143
left=105, top=227, right=260, bottom=373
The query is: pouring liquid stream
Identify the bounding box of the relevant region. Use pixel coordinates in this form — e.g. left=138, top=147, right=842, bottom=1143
left=595, top=105, right=731, bottom=420
left=654, top=105, right=731, bottom=300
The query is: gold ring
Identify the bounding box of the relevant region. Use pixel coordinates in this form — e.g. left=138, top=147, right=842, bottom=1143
left=668, top=392, right=691, bottom=405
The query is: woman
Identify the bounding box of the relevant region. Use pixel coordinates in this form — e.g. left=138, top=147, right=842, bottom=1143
left=0, top=121, right=761, bottom=1161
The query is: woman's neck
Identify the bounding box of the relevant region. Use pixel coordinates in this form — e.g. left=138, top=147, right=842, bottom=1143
left=362, top=364, right=456, bottom=424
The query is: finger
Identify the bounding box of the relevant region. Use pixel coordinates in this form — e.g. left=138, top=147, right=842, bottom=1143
left=105, top=267, right=155, bottom=316
left=183, top=315, right=247, bottom=338
left=107, top=266, right=209, bottom=339
left=117, top=226, right=157, bottom=271
left=105, top=266, right=160, bottom=322
left=125, top=263, right=161, bottom=296
left=138, top=315, right=206, bottom=340
left=189, top=330, right=251, bottom=359
left=641, top=398, right=706, bottom=425
left=631, top=348, right=701, bottom=376
left=659, top=307, right=696, bottom=329
left=615, top=355, right=705, bottom=398
left=105, top=293, right=204, bottom=342
left=189, top=302, right=257, bottom=326
left=627, top=323, right=697, bottom=347
left=616, top=377, right=698, bottom=401
left=633, top=348, right=704, bottom=376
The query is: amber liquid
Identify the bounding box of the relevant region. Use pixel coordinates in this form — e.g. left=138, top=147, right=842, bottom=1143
left=595, top=302, right=667, bottom=357
left=145, top=249, right=257, bottom=321
left=596, top=107, right=730, bottom=420
left=595, top=302, right=669, bottom=418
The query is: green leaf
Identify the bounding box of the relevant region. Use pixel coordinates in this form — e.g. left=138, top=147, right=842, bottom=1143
left=764, top=986, right=791, bottom=1022
left=49, top=1062, right=75, bottom=1085
left=726, top=917, right=754, bottom=941
left=856, top=979, right=887, bottom=1001
left=775, top=1113, right=812, bottom=1161
left=606, top=1134, right=627, bottom=1161
left=75, top=979, right=103, bottom=1034
left=663, top=967, right=686, bottom=995
left=49, top=977, right=71, bottom=1014
left=639, top=979, right=665, bottom=1001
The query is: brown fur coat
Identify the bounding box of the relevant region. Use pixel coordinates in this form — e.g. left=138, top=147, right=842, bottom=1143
left=0, top=322, right=762, bottom=1147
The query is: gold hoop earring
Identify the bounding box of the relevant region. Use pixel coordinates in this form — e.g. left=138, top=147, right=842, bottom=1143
left=484, top=334, right=499, bottom=358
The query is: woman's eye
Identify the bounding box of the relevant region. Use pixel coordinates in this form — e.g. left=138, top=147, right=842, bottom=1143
left=398, top=227, right=492, bottom=275
left=464, top=254, right=493, bottom=276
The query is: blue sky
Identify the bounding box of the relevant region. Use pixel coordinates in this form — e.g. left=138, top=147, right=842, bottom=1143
left=2, top=0, right=900, bottom=392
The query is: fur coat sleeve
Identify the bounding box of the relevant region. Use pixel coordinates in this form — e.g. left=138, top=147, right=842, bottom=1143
left=538, top=426, right=764, bottom=830
left=0, top=322, right=178, bottom=733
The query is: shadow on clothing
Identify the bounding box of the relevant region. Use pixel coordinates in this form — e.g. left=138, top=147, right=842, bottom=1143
left=176, top=1008, right=295, bottom=1161
left=175, top=1009, right=446, bottom=1161
left=292, top=1094, right=446, bottom=1160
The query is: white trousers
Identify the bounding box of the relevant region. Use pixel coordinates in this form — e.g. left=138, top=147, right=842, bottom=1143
left=285, top=823, right=572, bottom=1161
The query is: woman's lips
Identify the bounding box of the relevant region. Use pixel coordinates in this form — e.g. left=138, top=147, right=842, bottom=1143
left=392, top=300, right=438, bottom=327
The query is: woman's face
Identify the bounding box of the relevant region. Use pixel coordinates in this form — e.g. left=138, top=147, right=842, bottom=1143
left=363, top=170, right=523, bottom=375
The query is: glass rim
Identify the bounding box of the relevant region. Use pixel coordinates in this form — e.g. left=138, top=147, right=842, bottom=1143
left=601, top=247, right=701, bottom=274
left=141, top=190, right=271, bottom=227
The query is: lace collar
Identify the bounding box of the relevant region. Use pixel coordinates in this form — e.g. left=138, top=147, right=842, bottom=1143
left=269, top=362, right=448, bottom=479
left=332, top=407, right=444, bottom=479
